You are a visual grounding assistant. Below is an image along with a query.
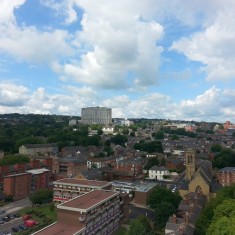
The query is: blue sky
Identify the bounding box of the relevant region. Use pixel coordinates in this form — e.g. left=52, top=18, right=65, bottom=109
left=1, top=0, right=235, bottom=122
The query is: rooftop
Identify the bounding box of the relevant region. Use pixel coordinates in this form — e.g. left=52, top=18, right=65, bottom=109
left=32, top=222, right=85, bottom=235
left=54, top=178, right=111, bottom=187
left=58, top=190, right=118, bottom=212
left=26, top=168, right=50, bottom=175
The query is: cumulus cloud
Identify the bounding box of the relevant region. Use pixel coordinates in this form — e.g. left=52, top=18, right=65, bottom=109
left=170, top=4, right=235, bottom=82
left=49, top=0, right=164, bottom=89
left=0, top=1, right=73, bottom=64
left=0, top=81, right=29, bottom=106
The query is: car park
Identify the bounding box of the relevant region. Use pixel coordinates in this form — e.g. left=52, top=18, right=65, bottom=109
left=0, top=219, right=4, bottom=224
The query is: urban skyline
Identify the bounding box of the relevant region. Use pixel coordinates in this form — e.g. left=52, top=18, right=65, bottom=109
left=0, top=1, right=235, bottom=122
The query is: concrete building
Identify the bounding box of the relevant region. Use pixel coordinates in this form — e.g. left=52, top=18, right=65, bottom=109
left=218, top=167, right=235, bottom=186
left=81, top=107, right=112, bottom=125
left=33, top=189, right=129, bottom=235
left=53, top=178, right=112, bottom=204
left=3, top=173, right=31, bottom=201
left=148, top=166, right=169, bottom=180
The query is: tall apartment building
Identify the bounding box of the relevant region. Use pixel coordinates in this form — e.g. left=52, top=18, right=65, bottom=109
left=33, top=189, right=129, bottom=235
left=81, top=107, right=112, bottom=125
left=53, top=178, right=112, bottom=204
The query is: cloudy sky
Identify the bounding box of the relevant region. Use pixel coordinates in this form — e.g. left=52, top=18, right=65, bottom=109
left=0, top=0, right=235, bottom=122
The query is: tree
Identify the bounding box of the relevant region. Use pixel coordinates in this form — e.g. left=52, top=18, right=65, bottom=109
left=207, top=199, right=235, bottom=235
left=110, top=134, right=127, bottom=146
left=29, top=189, right=53, bottom=205
left=212, top=148, right=235, bottom=168
left=210, top=144, right=222, bottom=153
left=154, top=201, right=175, bottom=229
left=154, top=130, right=164, bottom=140
left=148, top=186, right=181, bottom=230
left=144, top=158, right=159, bottom=170
left=195, top=185, right=235, bottom=235
left=148, top=186, right=181, bottom=210
left=128, top=215, right=155, bottom=235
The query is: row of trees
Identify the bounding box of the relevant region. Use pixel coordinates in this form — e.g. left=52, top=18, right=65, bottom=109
left=195, top=185, right=235, bottom=235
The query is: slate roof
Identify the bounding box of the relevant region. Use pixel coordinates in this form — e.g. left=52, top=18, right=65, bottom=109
left=149, top=165, right=168, bottom=171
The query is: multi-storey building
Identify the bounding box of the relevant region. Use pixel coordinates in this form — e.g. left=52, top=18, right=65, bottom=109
left=218, top=167, right=235, bottom=186
left=81, top=107, right=112, bottom=125
left=19, top=143, right=58, bottom=155
left=53, top=178, right=112, bottom=204
left=33, top=189, right=129, bottom=235
left=148, top=166, right=169, bottom=180
left=53, top=157, right=87, bottom=176
left=26, top=168, right=50, bottom=192
left=3, top=173, right=31, bottom=201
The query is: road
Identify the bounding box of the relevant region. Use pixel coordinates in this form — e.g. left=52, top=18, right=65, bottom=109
left=1, top=198, right=32, bottom=214
left=0, top=198, right=32, bottom=234
left=129, top=204, right=155, bottom=222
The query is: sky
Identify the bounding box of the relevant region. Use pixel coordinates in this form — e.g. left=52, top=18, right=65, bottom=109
left=0, top=0, right=235, bottom=122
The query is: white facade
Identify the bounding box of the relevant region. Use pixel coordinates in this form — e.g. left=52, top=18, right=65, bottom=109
left=149, top=166, right=169, bottom=180
left=102, top=126, right=114, bottom=134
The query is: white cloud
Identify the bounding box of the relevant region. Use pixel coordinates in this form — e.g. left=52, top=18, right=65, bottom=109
left=0, top=81, right=29, bottom=106
left=0, top=0, right=26, bottom=25
left=0, top=1, right=73, bottom=65
left=170, top=4, right=235, bottom=82
left=49, top=0, right=164, bottom=89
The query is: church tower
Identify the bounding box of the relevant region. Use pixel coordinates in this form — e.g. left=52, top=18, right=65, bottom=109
left=185, top=149, right=196, bottom=180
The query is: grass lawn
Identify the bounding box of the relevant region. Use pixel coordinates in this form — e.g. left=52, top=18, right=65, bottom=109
left=16, top=204, right=57, bottom=235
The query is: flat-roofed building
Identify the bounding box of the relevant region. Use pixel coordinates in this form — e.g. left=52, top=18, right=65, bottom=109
left=81, top=107, right=112, bottom=125
left=32, top=189, right=129, bottom=235
left=53, top=178, right=112, bottom=204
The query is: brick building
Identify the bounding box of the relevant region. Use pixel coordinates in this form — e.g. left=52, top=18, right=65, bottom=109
left=3, top=173, right=31, bottom=201
left=26, top=168, right=50, bottom=192
left=53, top=178, right=112, bottom=204
left=218, top=167, right=235, bottom=186
left=53, top=157, right=87, bottom=177
left=32, top=190, right=129, bottom=235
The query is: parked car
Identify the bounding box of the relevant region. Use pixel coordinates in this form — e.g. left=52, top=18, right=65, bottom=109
left=2, top=217, right=10, bottom=222
left=0, top=219, right=4, bottom=224
left=12, top=227, right=20, bottom=233
left=18, top=224, right=28, bottom=230
left=12, top=213, right=20, bottom=218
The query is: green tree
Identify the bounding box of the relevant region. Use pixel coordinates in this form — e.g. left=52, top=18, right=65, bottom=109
left=110, top=134, right=127, bottom=146
left=144, top=158, right=159, bottom=170
left=212, top=148, right=235, bottom=168
left=154, top=201, right=175, bottom=229
left=148, top=186, right=182, bottom=210
left=29, top=188, right=53, bottom=205
left=210, top=144, right=222, bottom=153
left=148, top=187, right=181, bottom=230
left=207, top=199, right=235, bottom=235
left=195, top=185, right=235, bottom=235
left=154, top=130, right=164, bottom=140
left=128, top=215, right=155, bottom=235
